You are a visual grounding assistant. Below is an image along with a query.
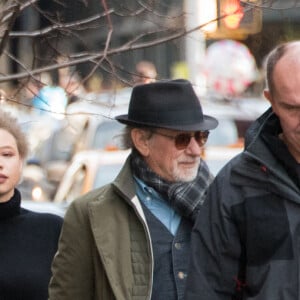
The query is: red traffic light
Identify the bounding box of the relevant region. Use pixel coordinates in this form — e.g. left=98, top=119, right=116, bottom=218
left=206, top=0, right=262, bottom=40
left=223, top=0, right=244, bottom=29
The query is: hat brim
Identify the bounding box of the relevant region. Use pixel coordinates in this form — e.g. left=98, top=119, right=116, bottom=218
left=115, top=114, right=218, bottom=131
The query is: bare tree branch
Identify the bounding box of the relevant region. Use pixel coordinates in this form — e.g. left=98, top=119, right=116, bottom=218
left=0, top=1, right=21, bottom=55
left=0, top=0, right=299, bottom=88
left=9, top=10, right=114, bottom=38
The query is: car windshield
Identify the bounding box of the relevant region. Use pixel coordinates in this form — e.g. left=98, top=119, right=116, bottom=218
left=93, top=163, right=124, bottom=189
left=206, top=119, right=239, bottom=146
left=92, top=121, right=125, bottom=150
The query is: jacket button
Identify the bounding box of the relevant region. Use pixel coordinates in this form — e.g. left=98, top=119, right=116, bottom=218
left=174, top=242, right=182, bottom=250
left=178, top=271, right=187, bottom=279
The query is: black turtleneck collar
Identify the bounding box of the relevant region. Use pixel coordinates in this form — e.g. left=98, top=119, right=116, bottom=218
left=0, top=189, right=21, bottom=220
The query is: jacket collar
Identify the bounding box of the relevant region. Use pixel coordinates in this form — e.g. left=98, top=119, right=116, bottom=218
left=231, top=109, right=300, bottom=203
left=112, top=155, right=136, bottom=202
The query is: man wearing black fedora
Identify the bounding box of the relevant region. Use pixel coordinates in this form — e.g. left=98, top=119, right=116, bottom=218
left=49, top=79, right=218, bottom=300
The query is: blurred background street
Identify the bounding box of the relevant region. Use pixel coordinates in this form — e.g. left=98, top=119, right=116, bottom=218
left=0, top=0, right=298, bottom=214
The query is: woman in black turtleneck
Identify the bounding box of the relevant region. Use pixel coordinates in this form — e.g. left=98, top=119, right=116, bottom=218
left=0, top=109, right=63, bottom=300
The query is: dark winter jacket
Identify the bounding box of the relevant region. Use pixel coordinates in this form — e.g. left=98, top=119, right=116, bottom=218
left=185, top=108, right=300, bottom=300
left=0, top=189, right=63, bottom=300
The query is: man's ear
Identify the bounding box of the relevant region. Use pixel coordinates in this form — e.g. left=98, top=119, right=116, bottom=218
left=131, top=128, right=150, bottom=157
left=264, top=89, right=273, bottom=105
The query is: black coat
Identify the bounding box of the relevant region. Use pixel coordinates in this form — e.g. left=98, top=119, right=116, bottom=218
left=0, top=189, right=63, bottom=300
left=185, top=108, right=300, bottom=300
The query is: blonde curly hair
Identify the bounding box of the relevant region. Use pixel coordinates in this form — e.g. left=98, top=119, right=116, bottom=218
left=0, top=109, right=29, bottom=159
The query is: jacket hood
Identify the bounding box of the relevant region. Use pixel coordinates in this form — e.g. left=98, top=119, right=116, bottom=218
left=230, top=107, right=300, bottom=201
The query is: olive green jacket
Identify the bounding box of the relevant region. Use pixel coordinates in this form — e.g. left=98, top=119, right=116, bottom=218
left=48, top=157, right=153, bottom=300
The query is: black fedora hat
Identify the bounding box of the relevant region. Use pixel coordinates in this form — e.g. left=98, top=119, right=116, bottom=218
left=115, top=79, right=218, bottom=131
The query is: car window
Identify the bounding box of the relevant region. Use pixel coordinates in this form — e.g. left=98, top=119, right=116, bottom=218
left=206, top=119, right=238, bottom=146
left=59, top=164, right=86, bottom=203
left=93, top=164, right=124, bottom=189
left=92, top=121, right=125, bottom=150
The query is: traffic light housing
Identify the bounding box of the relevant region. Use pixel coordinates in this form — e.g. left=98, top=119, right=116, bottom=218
left=206, top=0, right=262, bottom=39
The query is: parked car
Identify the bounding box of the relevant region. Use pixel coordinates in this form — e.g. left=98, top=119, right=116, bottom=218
left=72, top=115, right=125, bottom=153
left=54, top=149, right=130, bottom=204
left=203, top=117, right=244, bottom=175
left=21, top=100, right=128, bottom=202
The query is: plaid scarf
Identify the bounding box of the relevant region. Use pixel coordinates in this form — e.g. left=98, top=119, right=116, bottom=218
left=130, top=150, right=213, bottom=222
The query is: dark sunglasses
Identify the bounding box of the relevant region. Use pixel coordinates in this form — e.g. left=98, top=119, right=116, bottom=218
left=153, top=130, right=210, bottom=150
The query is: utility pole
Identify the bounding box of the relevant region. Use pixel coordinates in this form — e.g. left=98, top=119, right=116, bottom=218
left=184, top=0, right=217, bottom=97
